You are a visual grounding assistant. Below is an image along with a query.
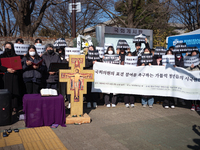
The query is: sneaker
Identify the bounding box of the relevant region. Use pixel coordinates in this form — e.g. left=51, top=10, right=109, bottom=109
left=196, top=105, right=200, bottom=111
left=171, top=105, right=175, bottom=109
left=93, top=102, right=97, bottom=108
left=149, top=105, right=153, bottom=108
left=112, top=104, right=116, bottom=107
left=131, top=104, right=135, bottom=108
left=191, top=104, right=195, bottom=111
left=125, top=104, right=129, bottom=108
left=87, top=102, right=91, bottom=108
left=106, top=104, right=111, bottom=108
left=67, top=103, right=71, bottom=109
left=165, top=106, right=169, bottom=109
left=143, top=104, right=147, bottom=108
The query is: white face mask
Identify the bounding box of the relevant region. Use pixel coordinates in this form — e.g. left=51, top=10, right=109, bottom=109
left=29, top=51, right=35, bottom=56
left=36, top=43, right=42, bottom=46
left=144, top=52, right=150, bottom=54
left=108, top=51, right=113, bottom=55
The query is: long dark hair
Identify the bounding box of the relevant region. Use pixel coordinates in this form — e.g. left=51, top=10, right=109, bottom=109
left=56, top=47, right=65, bottom=55
left=165, top=49, right=173, bottom=55
left=88, top=45, right=96, bottom=51
left=25, top=45, right=40, bottom=60
left=105, top=46, right=115, bottom=54
left=2, top=42, right=16, bottom=57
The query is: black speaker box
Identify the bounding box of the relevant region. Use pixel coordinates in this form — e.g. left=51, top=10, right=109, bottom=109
left=0, top=89, right=12, bottom=126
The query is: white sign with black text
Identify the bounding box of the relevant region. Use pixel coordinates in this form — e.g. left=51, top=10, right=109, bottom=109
left=124, top=56, right=138, bottom=66
left=65, top=47, right=80, bottom=59
left=162, top=55, right=175, bottom=66
left=14, top=44, right=30, bottom=55
left=96, top=47, right=104, bottom=58
left=184, top=54, right=200, bottom=67
left=35, top=45, right=46, bottom=55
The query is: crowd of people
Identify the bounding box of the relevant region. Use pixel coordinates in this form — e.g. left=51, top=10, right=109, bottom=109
left=0, top=38, right=199, bottom=113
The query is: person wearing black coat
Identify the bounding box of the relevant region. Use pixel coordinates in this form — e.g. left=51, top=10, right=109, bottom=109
left=152, top=55, right=164, bottom=104
left=42, top=44, right=61, bottom=89
left=162, top=50, right=175, bottom=109
left=174, top=52, right=186, bottom=105
left=56, top=47, right=69, bottom=101
left=0, top=42, right=21, bottom=111
left=84, top=45, right=100, bottom=108
left=175, top=53, right=184, bottom=67
left=132, top=38, right=150, bottom=56
left=21, top=45, right=45, bottom=94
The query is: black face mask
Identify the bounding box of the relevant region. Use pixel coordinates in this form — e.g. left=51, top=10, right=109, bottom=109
left=5, top=48, right=12, bottom=53
left=48, top=50, right=54, bottom=54
left=5, top=48, right=12, bottom=56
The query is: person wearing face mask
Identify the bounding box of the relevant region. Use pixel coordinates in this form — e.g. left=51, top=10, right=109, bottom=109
left=84, top=45, right=100, bottom=108
left=21, top=45, right=45, bottom=94
left=175, top=53, right=184, bottom=67
left=161, top=50, right=176, bottom=109
left=56, top=47, right=70, bottom=105
left=174, top=52, right=186, bottom=106
left=0, top=42, right=20, bottom=112
left=102, top=46, right=119, bottom=108
left=34, top=38, right=42, bottom=46
left=138, top=48, right=154, bottom=108
left=122, top=52, right=135, bottom=108
left=42, top=44, right=61, bottom=89
left=138, top=47, right=152, bottom=66
left=186, top=50, right=200, bottom=111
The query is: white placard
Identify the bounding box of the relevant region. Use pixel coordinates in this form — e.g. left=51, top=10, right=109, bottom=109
left=124, top=56, right=138, bottom=66
left=184, top=54, right=200, bottom=67
left=65, top=47, right=80, bottom=59
left=92, top=62, right=200, bottom=100
left=35, top=45, right=46, bottom=55
left=14, top=43, right=30, bottom=55
left=96, top=47, right=104, bottom=58
left=162, top=55, right=175, bottom=66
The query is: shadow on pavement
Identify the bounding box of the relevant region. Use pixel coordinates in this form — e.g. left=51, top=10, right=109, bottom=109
left=187, top=125, right=200, bottom=150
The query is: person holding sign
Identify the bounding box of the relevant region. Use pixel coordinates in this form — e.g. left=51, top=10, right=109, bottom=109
left=174, top=52, right=186, bottom=106
left=0, top=42, right=21, bottom=112
left=85, top=45, right=100, bottom=108
left=123, top=52, right=135, bottom=108
left=103, top=46, right=120, bottom=108
left=162, top=50, right=175, bottom=109
left=132, top=38, right=149, bottom=56
left=119, top=49, right=126, bottom=65
left=138, top=48, right=154, bottom=108
left=21, top=45, right=45, bottom=94
left=186, top=50, right=200, bottom=111
left=42, top=44, right=61, bottom=89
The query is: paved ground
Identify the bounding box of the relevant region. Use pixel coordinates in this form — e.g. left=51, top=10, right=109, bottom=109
left=0, top=100, right=200, bottom=150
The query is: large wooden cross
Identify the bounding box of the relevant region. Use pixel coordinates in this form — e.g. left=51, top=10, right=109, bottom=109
left=59, top=55, right=94, bottom=116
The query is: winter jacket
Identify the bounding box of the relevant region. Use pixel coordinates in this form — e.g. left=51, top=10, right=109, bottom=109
left=21, top=56, right=45, bottom=83
left=42, top=51, right=61, bottom=83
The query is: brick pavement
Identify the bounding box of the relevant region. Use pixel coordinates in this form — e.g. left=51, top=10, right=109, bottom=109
left=0, top=102, right=200, bottom=150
